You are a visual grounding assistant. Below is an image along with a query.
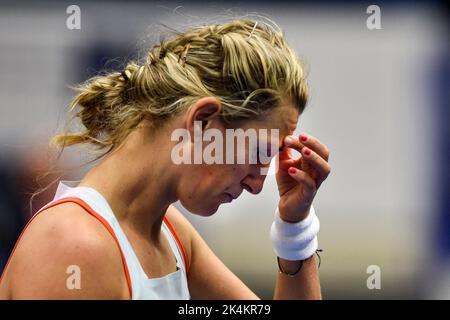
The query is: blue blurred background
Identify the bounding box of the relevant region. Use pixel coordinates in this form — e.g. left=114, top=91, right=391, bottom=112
left=0, top=0, right=448, bottom=299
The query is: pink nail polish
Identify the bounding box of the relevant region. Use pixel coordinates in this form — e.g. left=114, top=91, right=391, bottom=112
left=300, top=134, right=308, bottom=142
left=304, top=148, right=311, bottom=156
left=288, top=167, right=297, bottom=174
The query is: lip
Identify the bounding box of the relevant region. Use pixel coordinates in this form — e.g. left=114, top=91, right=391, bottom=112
left=223, top=193, right=234, bottom=202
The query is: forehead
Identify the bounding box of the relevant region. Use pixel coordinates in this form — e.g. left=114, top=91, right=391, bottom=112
left=249, top=100, right=299, bottom=130
left=241, top=101, right=299, bottom=148
left=274, top=103, right=299, bottom=135
left=272, top=104, right=299, bottom=149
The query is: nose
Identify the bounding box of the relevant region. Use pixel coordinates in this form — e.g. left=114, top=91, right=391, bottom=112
left=240, top=170, right=267, bottom=195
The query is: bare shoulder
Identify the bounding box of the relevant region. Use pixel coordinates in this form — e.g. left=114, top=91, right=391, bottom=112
left=1, top=202, right=129, bottom=299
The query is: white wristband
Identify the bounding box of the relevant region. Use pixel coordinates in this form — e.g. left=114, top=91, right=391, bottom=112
left=270, top=205, right=320, bottom=261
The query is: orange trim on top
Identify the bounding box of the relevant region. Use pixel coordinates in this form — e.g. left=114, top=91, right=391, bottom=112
left=163, top=216, right=189, bottom=274
left=0, top=197, right=133, bottom=299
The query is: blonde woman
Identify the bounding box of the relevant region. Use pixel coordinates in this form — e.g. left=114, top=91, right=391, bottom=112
left=0, top=19, right=330, bottom=299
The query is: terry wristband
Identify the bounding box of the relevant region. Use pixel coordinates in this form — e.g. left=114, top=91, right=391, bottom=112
left=270, top=205, right=320, bottom=261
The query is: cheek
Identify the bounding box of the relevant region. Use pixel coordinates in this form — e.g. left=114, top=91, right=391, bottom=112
left=198, top=165, right=241, bottom=195
left=230, top=164, right=248, bottom=178
left=181, top=164, right=244, bottom=201
left=184, top=166, right=224, bottom=195
left=219, top=164, right=245, bottom=181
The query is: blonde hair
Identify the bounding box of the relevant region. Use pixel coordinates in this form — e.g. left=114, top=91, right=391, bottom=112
left=30, top=18, right=309, bottom=214
left=51, top=18, right=308, bottom=155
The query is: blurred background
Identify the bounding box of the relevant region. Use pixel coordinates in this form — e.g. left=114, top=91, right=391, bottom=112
left=0, top=0, right=448, bottom=299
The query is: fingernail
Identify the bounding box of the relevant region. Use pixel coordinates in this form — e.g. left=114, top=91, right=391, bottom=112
left=288, top=167, right=297, bottom=174
left=300, top=133, right=308, bottom=142
left=304, top=147, right=311, bottom=156
left=285, top=136, right=296, bottom=145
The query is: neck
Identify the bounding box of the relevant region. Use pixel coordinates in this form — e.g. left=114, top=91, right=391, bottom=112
left=77, top=127, right=178, bottom=243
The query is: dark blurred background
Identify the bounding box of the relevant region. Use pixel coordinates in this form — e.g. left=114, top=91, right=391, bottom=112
left=0, top=0, right=448, bottom=299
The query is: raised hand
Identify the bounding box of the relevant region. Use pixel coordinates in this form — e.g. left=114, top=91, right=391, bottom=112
left=275, top=132, right=331, bottom=222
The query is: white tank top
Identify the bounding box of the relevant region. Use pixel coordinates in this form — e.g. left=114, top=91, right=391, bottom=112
left=24, top=180, right=190, bottom=300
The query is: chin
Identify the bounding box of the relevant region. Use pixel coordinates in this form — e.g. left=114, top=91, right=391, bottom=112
left=181, top=200, right=220, bottom=217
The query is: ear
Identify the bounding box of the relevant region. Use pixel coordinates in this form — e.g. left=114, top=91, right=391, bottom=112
left=185, top=97, right=222, bottom=140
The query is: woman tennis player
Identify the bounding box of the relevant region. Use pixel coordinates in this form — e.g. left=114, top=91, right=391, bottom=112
left=0, top=19, right=330, bottom=299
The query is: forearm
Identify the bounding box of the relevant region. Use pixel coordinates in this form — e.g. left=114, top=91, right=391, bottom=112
left=273, top=255, right=322, bottom=300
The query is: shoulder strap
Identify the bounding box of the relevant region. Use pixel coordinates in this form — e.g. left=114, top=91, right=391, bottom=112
left=0, top=197, right=134, bottom=299
left=163, top=216, right=189, bottom=274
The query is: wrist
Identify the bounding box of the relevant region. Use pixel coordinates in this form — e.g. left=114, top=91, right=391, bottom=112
left=279, top=205, right=311, bottom=223
left=278, top=257, right=303, bottom=275
left=277, top=254, right=316, bottom=276
left=274, top=205, right=317, bottom=236
left=270, top=205, right=320, bottom=261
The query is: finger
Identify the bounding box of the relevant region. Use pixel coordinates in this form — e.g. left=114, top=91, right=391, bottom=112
left=283, top=135, right=305, bottom=154
left=287, top=167, right=317, bottom=197
left=277, top=148, right=302, bottom=171
left=301, top=146, right=331, bottom=188
left=298, top=132, right=330, bottom=162
left=280, top=136, right=304, bottom=169
left=278, top=143, right=295, bottom=161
